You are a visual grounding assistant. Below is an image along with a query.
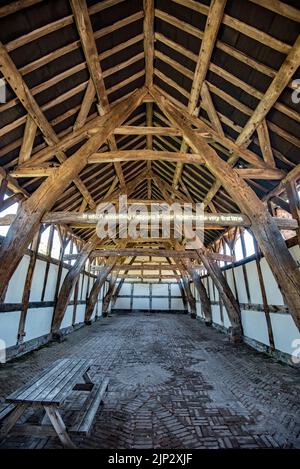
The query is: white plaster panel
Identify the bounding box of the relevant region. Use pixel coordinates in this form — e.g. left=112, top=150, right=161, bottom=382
left=171, top=298, right=184, bottom=310
left=241, top=310, right=269, bottom=346
left=212, top=305, right=222, bottom=325
left=203, top=278, right=210, bottom=297
left=260, top=258, right=284, bottom=305
left=213, top=282, right=219, bottom=301
left=60, top=305, right=73, bottom=329
left=88, top=278, right=94, bottom=294
left=234, top=266, right=248, bottom=303
left=132, top=297, right=150, bottom=309
left=81, top=275, right=89, bottom=300
left=222, top=308, right=231, bottom=329
left=134, top=284, right=149, bottom=296
left=5, top=256, right=30, bottom=303
left=78, top=274, right=84, bottom=299
left=152, top=284, right=168, bottom=296
left=98, top=300, right=103, bottom=315
left=152, top=297, right=169, bottom=310
left=115, top=298, right=131, bottom=309
left=207, top=278, right=213, bottom=299
left=224, top=270, right=236, bottom=300
left=245, top=261, right=263, bottom=305
left=289, top=245, right=300, bottom=263
left=24, top=308, right=53, bottom=342
left=270, top=313, right=300, bottom=355
left=171, top=284, right=181, bottom=296
left=43, top=263, right=59, bottom=301
left=59, top=268, right=68, bottom=290
left=29, top=260, right=47, bottom=301
left=0, top=311, right=20, bottom=347
left=75, top=304, right=85, bottom=324
left=196, top=301, right=202, bottom=317
left=119, top=283, right=132, bottom=296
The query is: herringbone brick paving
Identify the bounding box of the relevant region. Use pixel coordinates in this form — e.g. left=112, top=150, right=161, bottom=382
left=0, top=313, right=299, bottom=448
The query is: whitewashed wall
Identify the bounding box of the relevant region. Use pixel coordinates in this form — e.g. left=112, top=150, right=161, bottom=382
left=0, top=253, right=102, bottom=351
left=196, top=245, right=300, bottom=358
left=114, top=282, right=185, bottom=311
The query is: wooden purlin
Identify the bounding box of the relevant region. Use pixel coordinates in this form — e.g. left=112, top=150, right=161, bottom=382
left=70, top=0, right=126, bottom=191
left=0, top=42, right=96, bottom=209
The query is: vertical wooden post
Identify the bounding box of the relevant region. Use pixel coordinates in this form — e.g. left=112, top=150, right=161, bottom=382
left=240, top=228, right=252, bottom=303
left=41, top=225, right=55, bottom=301
left=102, top=272, right=119, bottom=317
left=182, top=276, right=197, bottom=318
left=253, top=237, right=275, bottom=350
left=178, top=279, right=189, bottom=312
left=51, top=234, right=98, bottom=334
left=286, top=181, right=300, bottom=245
left=85, top=263, right=116, bottom=323
left=197, top=251, right=242, bottom=342
left=191, top=270, right=212, bottom=326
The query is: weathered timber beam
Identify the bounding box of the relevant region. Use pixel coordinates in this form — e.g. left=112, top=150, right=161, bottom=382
left=198, top=250, right=242, bottom=340
left=151, top=87, right=300, bottom=330
left=191, top=270, right=212, bottom=325
left=1, top=213, right=297, bottom=231
left=18, top=115, right=37, bottom=164
left=144, top=0, right=154, bottom=87
left=0, top=88, right=146, bottom=302
left=0, top=167, right=29, bottom=198
left=182, top=275, right=197, bottom=318
left=90, top=249, right=200, bottom=259
left=0, top=193, right=24, bottom=213
left=70, top=0, right=126, bottom=189
left=0, top=0, right=43, bottom=17
left=154, top=87, right=275, bottom=170
left=204, top=33, right=300, bottom=205
left=286, top=181, right=300, bottom=245
left=96, top=264, right=182, bottom=271
left=172, top=0, right=227, bottom=187
left=0, top=41, right=96, bottom=208
left=264, top=163, right=300, bottom=202
left=11, top=160, right=286, bottom=181
left=102, top=272, right=119, bottom=316
left=112, top=274, right=181, bottom=280
left=113, top=126, right=181, bottom=136
left=85, top=264, right=115, bottom=322
left=51, top=234, right=99, bottom=334
left=237, top=168, right=285, bottom=180
left=173, top=239, right=212, bottom=323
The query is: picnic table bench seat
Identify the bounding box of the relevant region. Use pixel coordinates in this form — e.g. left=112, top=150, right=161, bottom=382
left=0, top=358, right=109, bottom=448
left=0, top=403, right=15, bottom=422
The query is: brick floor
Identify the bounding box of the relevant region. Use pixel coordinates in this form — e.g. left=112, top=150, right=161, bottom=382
left=0, top=312, right=299, bottom=449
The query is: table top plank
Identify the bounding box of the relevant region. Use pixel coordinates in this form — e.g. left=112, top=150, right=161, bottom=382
left=8, top=359, right=75, bottom=404
left=6, top=359, right=92, bottom=405
left=40, top=360, right=92, bottom=405
left=6, top=359, right=70, bottom=402
left=30, top=359, right=84, bottom=404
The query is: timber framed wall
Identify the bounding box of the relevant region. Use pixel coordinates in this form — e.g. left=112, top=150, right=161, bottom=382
left=194, top=243, right=300, bottom=363
left=112, top=281, right=186, bottom=312
left=0, top=237, right=103, bottom=360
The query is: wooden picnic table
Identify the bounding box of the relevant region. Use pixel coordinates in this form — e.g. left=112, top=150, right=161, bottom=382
left=0, top=358, right=109, bottom=448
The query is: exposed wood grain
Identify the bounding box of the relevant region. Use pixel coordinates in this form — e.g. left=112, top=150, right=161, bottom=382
left=152, top=87, right=300, bottom=329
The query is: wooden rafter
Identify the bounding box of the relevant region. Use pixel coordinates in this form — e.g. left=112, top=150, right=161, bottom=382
left=0, top=42, right=96, bottom=209
left=70, top=0, right=126, bottom=191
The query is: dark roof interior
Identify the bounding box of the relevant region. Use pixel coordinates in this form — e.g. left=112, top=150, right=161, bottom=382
left=0, top=0, right=299, bottom=246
